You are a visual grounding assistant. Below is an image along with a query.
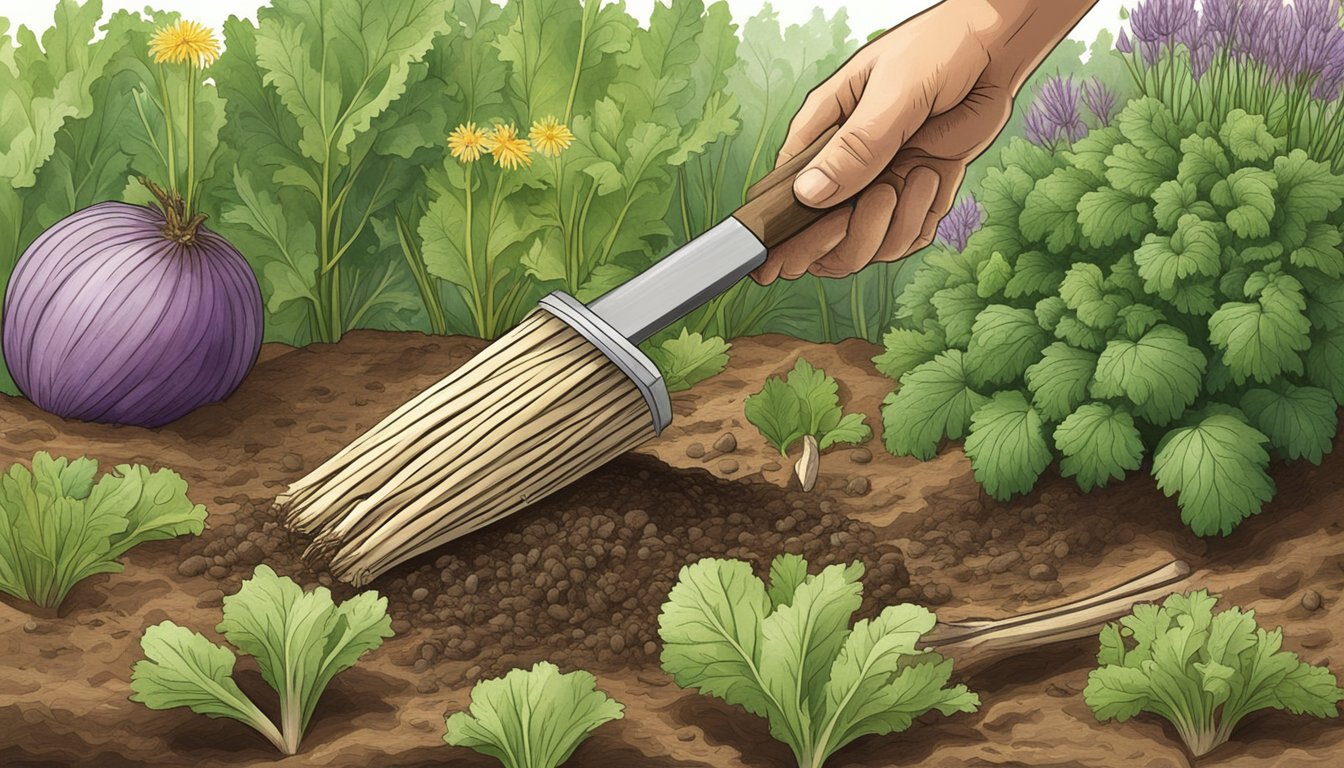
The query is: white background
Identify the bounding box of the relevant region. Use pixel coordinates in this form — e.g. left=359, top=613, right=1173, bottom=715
left=4, top=0, right=1127, bottom=47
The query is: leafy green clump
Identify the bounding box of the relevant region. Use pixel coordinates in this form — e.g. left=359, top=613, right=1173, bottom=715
left=0, top=452, right=206, bottom=609
left=878, top=98, right=1344, bottom=535
left=444, top=661, right=624, bottom=768
left=659, top=554, right=978, bottom=768
left=130, top=564, right=393, bottom=754
left=643, top=329, right=731, bottom=392
left=1084, top=589, right=1344, bottom=757
left=743, top=358, right=871, bottom=455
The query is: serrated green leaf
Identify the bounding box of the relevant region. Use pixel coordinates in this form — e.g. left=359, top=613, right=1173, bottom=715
left=1151, top=179, right=1215, bottom=231
left=976, top=252, right=1012, bottom=298
left=1035, top=296, right=1067, bottom=333
left=964, top=391, right=1051, bottom=500
left=931, top=283, right=986, bottom=348
left=1177, top=134, right=1231, bottom=195
left=1005, top=249, right=1068, bottom=299
left=1063, top=125, right=1124, bottom=183
left=1091, top=325, right=1206, bottom=426
left=978, top=164, right=1036, bottom=224
left=1289, top=222, right=1344, bottom=277
left=1020, top=166, right=1094, bottom=253
left=1219, top=109, right=1280, bottom=163
left=964, top=305, right=1047, bottom=388
left=1026, top=342, right=1100, bottom=422
left=1240, top=385, right=1337, bottom=463
left=873, top=325, right=947, bottom=382
left=1117, top=97, right=1186, bottom=156
left=1105, top=142, right=1177, bottom=197
left=882, top=351, right=989, bottom=460
left=1061, top=263, right=1125, bottom=330
left=1273, top=149, right=1344, bottom=231
left=644, top=330, right=730, bottom=392
left=1211, top=168, right=1278, bottom=239
left=1302, top=272, right=1344, bottom=330
left=1134, top=215, right=1222, bottom=294
left=1307, top=324, right=1344, bottom=401
left=1056, top=312, right=1109, bottom=351
left=1208, top=272, right=1311, bottom=384
left=1153, top=415, right=1274, bottom=535
left=1054, top=403, right=1144, bottom=491
left=1117, top=304, right=1166, bottom=339
left=445, top=661, right=624, bottom=768
left=1078, top=186, right=1153, bottom=248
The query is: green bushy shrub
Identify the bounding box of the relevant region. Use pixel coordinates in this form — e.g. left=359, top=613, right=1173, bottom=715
left=878, top=98, right=1344, bottom=535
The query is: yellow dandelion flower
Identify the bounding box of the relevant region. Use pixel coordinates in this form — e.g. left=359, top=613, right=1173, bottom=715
left=448, top=122, right=488, bottom=163
left=529, top=116, right=575, bottom=158
left=486, top=124, right=533, bottom=170
left=149, top=20, right=220, bottom=67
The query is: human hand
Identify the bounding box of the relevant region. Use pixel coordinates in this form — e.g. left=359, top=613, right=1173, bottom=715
left=752, top=0, right=1096, bottom=283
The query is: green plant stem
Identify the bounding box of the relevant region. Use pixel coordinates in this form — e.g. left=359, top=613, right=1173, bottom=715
left=462, top=162, right=486, bottom=336
left=564, top=0, right=595, bottom=124
left=155, top=65, right=178, bottom=197
left=815, top=279, right=833, bottom=342
left=396, top=209, right=447, bottom=335
left=184, top=65, right=197, bottom=218
left=849, top=277, right=868, bottom=341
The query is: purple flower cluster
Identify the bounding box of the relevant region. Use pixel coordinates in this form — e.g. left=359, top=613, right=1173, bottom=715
left=936, top=195, right=984, bottom=252
left=1081, top=78, right=1117, bottom=125
left=1023, top=75, right=1088, bottom=148
left=1125, top=0, right=1344, bottom=97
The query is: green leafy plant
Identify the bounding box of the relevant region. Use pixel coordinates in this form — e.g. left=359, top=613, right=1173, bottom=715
left=444, top=661, right=624, bottom=768
left=643, top=328, right=731, bottom=392
left=1084, top=589, right=1344, bottom=757
left=878, top=97, right=1344, bottom=535
left=659, top=554, right=979, bottom=768
left=130, top=564, right=393, bottom=754
left=0, top=452, right=206, bottom=609
left=744, top=358, right=870, bottom=456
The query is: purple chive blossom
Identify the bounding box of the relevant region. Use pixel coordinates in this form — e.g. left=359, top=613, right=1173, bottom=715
left=1023, top=75, right=1087, bottom=147
left=936, top=196, right=984, bottom=252
left=1129, top=0, right=1198, bottom=47
left=1202, top=0, right=1240, bottom=50
left=1023, top=104, right=1057, bottom=147
left=1117, top=26, right=1133, bottom=54
left=1081, top=78, right=1117, bottom=124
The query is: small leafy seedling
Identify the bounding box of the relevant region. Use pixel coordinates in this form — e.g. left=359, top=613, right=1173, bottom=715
left=643, top=329, right=731, bottom=392
left=1085, top=589, right=1344, bottom=757
left=659, top=554, right=978, bottom=768
left=444, top=661, right=624, bottom=768
left=0, top=452, right=206, bottom=609
left=744, top=358, right=870, bottom=456
left=130, top=564, right=393, bottom=754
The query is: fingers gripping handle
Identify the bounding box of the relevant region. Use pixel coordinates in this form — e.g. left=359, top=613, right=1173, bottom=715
left=732, top=126, right=841, bottom=248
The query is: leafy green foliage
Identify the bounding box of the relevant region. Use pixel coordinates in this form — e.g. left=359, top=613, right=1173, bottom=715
left=964, top=391, right=1051, bottom=500
left=643, top=329, right=730, bottom=392
left=744, top=359, right=870, bottom=456
left=876, top=96, right=1344, bottom=533
left=0, top=453, right=205, bottom=609
left=658, top=554, right=979, bottom=768
left=444, top=662, right=624, bottom=768
left=130, top=565, right=392, bottom=755
left=1085, top=590, right=1344, bottom=757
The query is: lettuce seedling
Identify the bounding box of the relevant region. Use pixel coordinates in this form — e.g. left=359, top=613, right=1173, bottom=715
left=444, top=661, right=624, bottom=768
left=1085, top=589, right=1344, bottom=757
left=744, top=358, right=871, bottom=456
left=643, top=329, right=731, bottom=392
left=0, top=452, right=206, bottom=609
left=659, top=554, right=978, bottom=768
left=131, top=564, right=393, bottom=754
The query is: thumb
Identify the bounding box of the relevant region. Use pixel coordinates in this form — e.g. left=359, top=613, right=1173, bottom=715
left=793, top=93, right=928, bottom=208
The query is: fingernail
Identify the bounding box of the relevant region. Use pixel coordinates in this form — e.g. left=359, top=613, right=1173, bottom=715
left=795, top=169, right=838, bottom=205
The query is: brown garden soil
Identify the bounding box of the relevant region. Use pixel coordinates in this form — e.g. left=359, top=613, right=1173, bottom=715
left=1, top=330, right=1342, bottom=768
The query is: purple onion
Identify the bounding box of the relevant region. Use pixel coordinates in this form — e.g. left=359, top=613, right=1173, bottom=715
left=2, top=201, right=262, bottom=427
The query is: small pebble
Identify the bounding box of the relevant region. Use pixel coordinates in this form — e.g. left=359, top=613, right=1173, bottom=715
left=280, top=452, right=304, bottom=472
left=391, top=619, right=412, bottom=634
left=1302, top=590, right=1323, bottom=611
left=719, top=459, right=739, bottom=474
left=464, top=573, right=479, bottom=594
left=411, top=587, right=429, bottom=602
left=713, top=433, right=737, bottom=453
left=685, top=442, right=705, bottom=459
left=464, top=665, right=482, bottom=680
left=844, top=476, right=870, bottom=496
left=416, top=679, right=439, bottom=694
left=196, top=589, right=224, bottom=607
left=988, top=551, right=1022, bottom=574
left=207, top=565, right=228, bottom=580
left=849, top=448, right=872, bottom=464
left=23, top=620, right=37, bottom=633
left=178, top=555, right=209, bottom=578
left=762, top=461, right=781, bottom=471
left=677, top=730, right=696, bottom=743
left=1028, top=563, right=1057, bottom=581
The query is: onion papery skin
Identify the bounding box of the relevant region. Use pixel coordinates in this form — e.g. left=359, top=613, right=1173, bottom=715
left=2, top=201, right=263, bottom=427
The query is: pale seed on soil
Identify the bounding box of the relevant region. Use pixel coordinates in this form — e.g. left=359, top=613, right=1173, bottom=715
left=23, top=621, right=37, bottom=633
left=685, top=442, right=705, bottom=458
left=280, top=452, right=304, bottom=472
left=1302, top=590, right=1323, bottom=611
left=713, top=433, right=737, bottom=453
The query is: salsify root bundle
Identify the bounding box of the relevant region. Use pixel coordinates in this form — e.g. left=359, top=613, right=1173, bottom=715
left=278, top=309, right=657, bottom=585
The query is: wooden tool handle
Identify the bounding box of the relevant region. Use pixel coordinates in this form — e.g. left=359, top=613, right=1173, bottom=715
left=923, top=560, right=1191, bottom=671
left=732, top=127, right=842, bottom=248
